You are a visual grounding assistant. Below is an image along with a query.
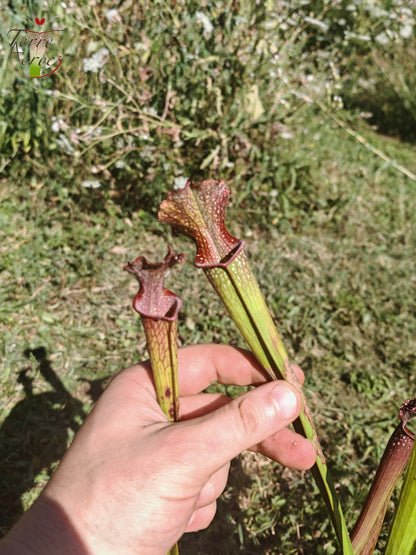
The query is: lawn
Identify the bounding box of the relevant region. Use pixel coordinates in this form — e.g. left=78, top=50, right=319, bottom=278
left=1, top=1, right=415, bottom=553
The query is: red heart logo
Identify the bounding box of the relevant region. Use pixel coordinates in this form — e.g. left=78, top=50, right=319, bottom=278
left=35, top=17, right=45, bottom=25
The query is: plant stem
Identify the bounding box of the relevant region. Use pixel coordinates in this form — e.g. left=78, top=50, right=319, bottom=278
left=142, top=317, right=180, bottom=555
left=205, top=255, right=352, bottom=552
left=167, top=544, right=179, bottom=555
left=142, top=317, right=179, bottom=422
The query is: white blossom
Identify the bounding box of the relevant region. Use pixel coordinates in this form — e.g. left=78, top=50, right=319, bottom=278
left=81, top=179, right=101, bottom=189
left=56, top=133, right=75, bottom=155
left=375, top=32, right=390, bottom=45
left=173, top=176, right=188, bottom=190
left=304, top=16, right=329, bottom=33
left=82, top=47, right=110, bottom=73
left=105, top=9, right=121, bottom=24
left=400, top=23, right=413, bottom=39
left=195, top=11, right=213, bottom=34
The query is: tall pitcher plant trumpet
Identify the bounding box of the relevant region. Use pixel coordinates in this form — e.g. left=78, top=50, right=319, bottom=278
left=158, top=179, right=353, bottom=553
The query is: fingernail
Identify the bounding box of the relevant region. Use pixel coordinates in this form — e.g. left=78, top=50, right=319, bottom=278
left=271, top=383, right=299, bottom=419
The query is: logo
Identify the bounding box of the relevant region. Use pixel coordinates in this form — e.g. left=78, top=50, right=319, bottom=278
left=8, top=17, right=63, bottom=78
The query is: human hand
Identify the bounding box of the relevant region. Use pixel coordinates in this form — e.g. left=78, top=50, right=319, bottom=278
left=1, top=344, right=315, bottom=555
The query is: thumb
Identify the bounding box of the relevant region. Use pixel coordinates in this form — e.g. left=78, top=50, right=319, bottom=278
left=177, top=381, right=302, bottom=477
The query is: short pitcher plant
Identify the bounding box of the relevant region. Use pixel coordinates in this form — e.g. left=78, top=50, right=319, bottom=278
left=125, top=247, right=184, bottom=555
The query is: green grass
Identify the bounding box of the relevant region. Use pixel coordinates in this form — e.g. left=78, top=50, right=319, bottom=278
left=1, top=1, right=416, bottom=553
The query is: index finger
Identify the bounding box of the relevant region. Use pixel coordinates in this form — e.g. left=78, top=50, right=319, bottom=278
left=177, top=343, right=305, bottom=395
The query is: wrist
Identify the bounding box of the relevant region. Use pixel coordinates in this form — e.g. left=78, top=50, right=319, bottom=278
left=0, top=495, right=88, bottom=555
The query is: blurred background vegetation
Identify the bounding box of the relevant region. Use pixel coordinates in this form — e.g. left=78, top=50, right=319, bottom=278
left=1, top=1, right=415, bottom=553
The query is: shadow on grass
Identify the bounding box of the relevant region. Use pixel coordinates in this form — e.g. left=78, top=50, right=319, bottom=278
left=179, top=457, right=253, bottom=555
left=178, top=456, right=309, bottom=555
left=179, top=456, right=326, bottom=554
left=0, top=347, right=106, bottom=536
